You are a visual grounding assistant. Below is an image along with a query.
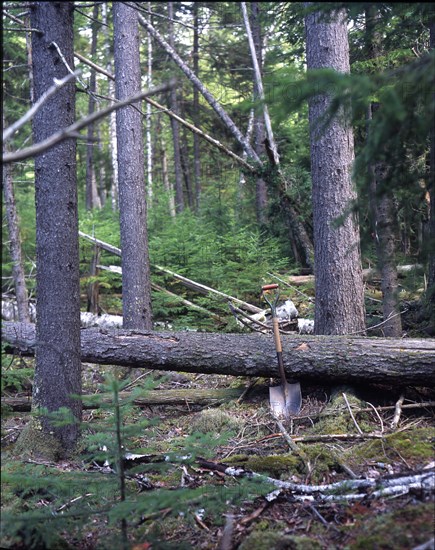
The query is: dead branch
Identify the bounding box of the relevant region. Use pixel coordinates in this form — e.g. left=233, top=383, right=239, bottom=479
left=2, top=81, right=175, bottom=163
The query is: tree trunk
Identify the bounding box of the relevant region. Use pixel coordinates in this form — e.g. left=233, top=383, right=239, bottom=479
left=192, top=2, right=201, bottom=210
left=2, top=124, right=30, bottom=323
left=305, top=7, right=366, bottom=335
left=427, top=19, right=435, bottom=335
left=369, top=149, right=403, bottom=336
left=247, top=2, right=268, bottom=226
left=86, top=245, right=100, bottom=314
left=365, top=8, right=402, bottom=337
left=160, top=130, right=176, bottom=218
left=146, top=1, right=153, bottom=208
left=85, top=3, right=102, bottom=211
left=3, top=322, right=435, bottom=386
left=102, top=3, right=118, bottom=211
left=168, top=2, right=184, bottom=214
left=29, top=1, right=82, bottom=454
left=113, top=2, right=153, bottom=330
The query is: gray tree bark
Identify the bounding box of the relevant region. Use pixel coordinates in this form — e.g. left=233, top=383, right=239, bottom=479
left=4, top=322, right=435, bottom=386
left=427, top=19, right=435, bottom=335
left=113, top=2, right=153, bottom=330
left=29, top=1, right=82, bottom=454
left=305, top=7, right=366, bottom=335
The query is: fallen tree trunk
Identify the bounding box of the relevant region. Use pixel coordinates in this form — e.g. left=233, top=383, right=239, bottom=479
left=3, top=322, right=435, bottom=386
left=1, top=387, right=245, bottom=412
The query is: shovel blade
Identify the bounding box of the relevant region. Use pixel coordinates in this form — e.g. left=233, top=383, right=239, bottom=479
left=269, top=382, right=302, bottom=418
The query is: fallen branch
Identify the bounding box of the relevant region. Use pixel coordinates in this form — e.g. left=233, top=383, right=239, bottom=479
left=197, top=457, right=435, bottom=502
left=1, top=387, right=245, bottom=412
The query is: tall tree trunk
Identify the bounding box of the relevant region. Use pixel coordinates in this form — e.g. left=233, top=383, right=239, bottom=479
left=102, top=3, right=118, bottom=211
left=96, top=124, right=106, bottom=206
left=168, top=2, right=184, bottom=213
left=427, top=19, right=435, bottom=334
left=2, top=125, right=30, bottom=323
left=29, top=0, right=82, bottom=455
left=192, top=1, right=201, bottom=211
left=146, top=1, right=153, bottom=208
left=113, top=2, right=153, bottom=330
left=248, top=2, right=268, bottom=226
left=85, top=3, right=102, bottom=211
left=305, top=7, right=366, bottom=335
left=365, top=7, right=402, bottom=337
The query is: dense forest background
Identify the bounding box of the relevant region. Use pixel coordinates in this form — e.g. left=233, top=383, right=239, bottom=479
left=2, top=3, right=435, bottom=549
left=3, top=2, right=434, bottom=332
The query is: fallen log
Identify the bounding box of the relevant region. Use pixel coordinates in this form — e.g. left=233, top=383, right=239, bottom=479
left=3, top=322, right=435, bottom=386
left=287, top=265, right=424, bottom=286
left=1, top=387, right=245, bottom=412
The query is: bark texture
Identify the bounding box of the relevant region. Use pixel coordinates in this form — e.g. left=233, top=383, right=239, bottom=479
left=4, top=323, right=434, bottom=386
left=30, top=1, right=82, bottom=452
left=305, top=8, right=366, bottom=335
left=427, top=19, right=435, bottom=334
left=113, top=2, right=153, bottom=329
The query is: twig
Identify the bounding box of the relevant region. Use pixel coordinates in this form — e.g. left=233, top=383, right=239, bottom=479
left=349, top=309, right=408, bottom=336
left=391, top=394, right=405, bottom=430
left=267, top=272, right=315, bottom=303
left=291, top=433, right=384, bottom=442
left=326, top=445, right=358, bottom=479
left=274, top=416, right=311, bottom=472
left=366, top=400, right=384, bottom=434
left=237, top=378, right=259, bottom=403
left=193, top=512, right=210, bottom=531
left=342, top=393, right=363, bottom=435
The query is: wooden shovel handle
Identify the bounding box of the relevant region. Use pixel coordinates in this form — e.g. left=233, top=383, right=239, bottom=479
left=262, top=283, right=279, bottom=291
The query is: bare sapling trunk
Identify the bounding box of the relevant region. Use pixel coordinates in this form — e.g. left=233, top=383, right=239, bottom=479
left=2, top=130, right=31, bottom=323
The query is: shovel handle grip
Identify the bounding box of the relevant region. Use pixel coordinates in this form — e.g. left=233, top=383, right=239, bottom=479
left=262, top=284, right=279, bottom=291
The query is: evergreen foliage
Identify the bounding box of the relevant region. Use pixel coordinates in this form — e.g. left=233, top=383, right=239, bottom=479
left=1, top=376, right=273, bottom=549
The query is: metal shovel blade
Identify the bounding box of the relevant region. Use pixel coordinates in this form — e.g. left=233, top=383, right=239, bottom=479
left=269, top=381, right=302, bottom=418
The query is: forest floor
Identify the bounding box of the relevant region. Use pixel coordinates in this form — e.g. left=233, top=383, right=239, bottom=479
left=1, top=363, right=434, bottom=550
left=1, top=271, right=434, bottom=549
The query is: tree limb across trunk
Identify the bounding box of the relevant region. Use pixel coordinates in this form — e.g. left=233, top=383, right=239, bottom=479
left=3, top=322, right=434, bottom=386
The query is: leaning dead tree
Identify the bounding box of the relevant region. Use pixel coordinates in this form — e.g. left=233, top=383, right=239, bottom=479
left=3, top=322, right=435, bottom=386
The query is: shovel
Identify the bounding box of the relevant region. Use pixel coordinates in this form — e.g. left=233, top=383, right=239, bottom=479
left=262, top=284, right=302, bottom=417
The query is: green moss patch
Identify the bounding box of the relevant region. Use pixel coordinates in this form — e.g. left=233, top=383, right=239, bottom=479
left=347, top=502, right=434, bottom=549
